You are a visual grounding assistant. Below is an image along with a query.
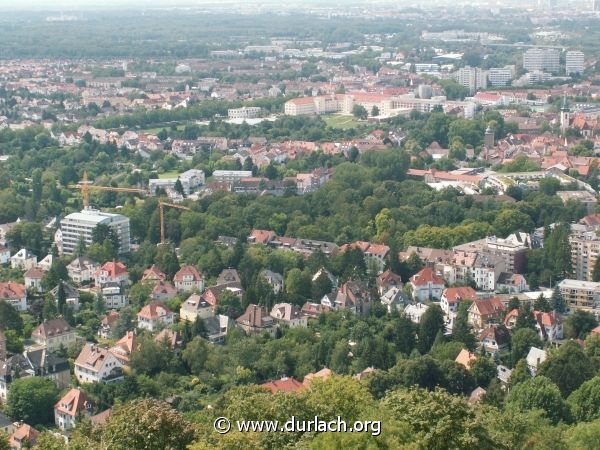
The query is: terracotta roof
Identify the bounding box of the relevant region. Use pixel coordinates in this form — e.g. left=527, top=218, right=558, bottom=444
left=455, top=349, right=477, bottom=369
left=248, top=229, right=276, bottom=245
left=151, top=280, right=177, bottom=297
left=472, top=297, right=505, bottom=317
left=99, top=261, right=128, bottom=278
left=479, top=325, right=511, bottom=347
left=142, top=265, right=166, bottom=282
left=0, top=282, right=26, bottom=299
left=55, top=388, right=92, bottom=417
left=24, top=267, right=46, bottom=279
left=442, top=287, right=477, bottom=304
left=90, top=408, right=111, bottom=426
left=261, top=376, right=304, bottom=393
left=101, top=310, right=120, bottom=328
left=75, top=343, right=113, bottom=373
left=155, top=328, right=182, bottom=347
left=174, top=265, right=203, bottom=282
left=377, top=269, right=402, bottom=286
left=32, top=318, right=72, bottom=339
left=301, top=302, right=331, bottom=318
left=303, top=368, right=332, bottom=386
left=410, top=267, right=445, bottom=287
left=9, top=423, right=39, bottom=448
left=137, top=302, right=173, bottom=320
left=110, top=331, right=137, bottom=362
left=236, top=304, right=275, bottom=329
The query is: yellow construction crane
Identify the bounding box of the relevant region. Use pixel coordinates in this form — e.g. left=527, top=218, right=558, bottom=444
left=159, top=200, right=190, bottom=244
left=69, top=170, right=146, bottom=209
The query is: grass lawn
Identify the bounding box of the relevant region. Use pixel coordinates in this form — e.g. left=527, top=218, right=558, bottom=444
left=323, top=115, right=363, bottom=129
left=158, top=171, right=180, bottom=179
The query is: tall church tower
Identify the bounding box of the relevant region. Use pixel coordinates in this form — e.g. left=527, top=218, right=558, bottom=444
left=560, top=94, right=570, bottom=136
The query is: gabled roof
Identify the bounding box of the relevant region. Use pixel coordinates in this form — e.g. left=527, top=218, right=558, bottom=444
left=236, top=304, right=275, bottom=329
left=142, top=264, right=166, bottom=282
left=75, top=343, right=114, bottom=373
left=410, top=267, right=445, bottom=287
left=55, top=388, right=92, bottom=417
left=174, top=265, right=203, bottom=282
left=32, top=318, right=72, bottom=340
left=137, top=302, right=173, bottom=320
left=24, top=267, right=46, bottom=279
left=455, top=349, right=477, bottom=369
left=442, top=286, right=477, bottom=304
left=9, top=423, right=39, bottom=448
left=303, top=368, right=333, bottom=386
left=261, top=376, right=304, bottom=393
left=151, top=280, right=177, bottom=297
left=217, top=268, right=241, bottom=285
left=470, top=297, right=505, bottom=317
left=0, top=282, right=26, bottom=299
left=377, top=269, right=402, bottom=287
left=270, top=303, right=303, bottom=322
left=479, top=325, right=511, bottom=347
left=99, top=261, right=128, bottom=278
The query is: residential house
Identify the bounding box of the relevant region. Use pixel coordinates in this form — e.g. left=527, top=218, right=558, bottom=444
left=479, top=325, right=511, bottom=355
left=376, top=269, right=402, bottom=296
left=0, top=221, right=18, bottom=247
left=217, top=268, right=242, bottom=286
left=0, top=282, right=27, bottom=311
left=409, top=267, right=445, bottom=301
left=174, top=265, right=204, bottom=292
left=101, top=282, right=128, bottom=310
left=10, top=249, right=37, bottom=270
left=24, top=268, right=45, bottom=293
left=339, top=241, right=390, bottom=274
left=50, top=281, right=80, bottom=311
left=270, top=303, right=307, bottom=327
left=0, top=349, right=70, bottom=401
left=534, top=310, right=563, bottom=343
left=54, top=388, right=93, bottom=431
left=334, top=279, right=373, bottom=315
left=247, top=229, right=277, bottom=245
left=150, top=280, right=177, bottom=302
left=98, top=311, right=120, bottom=339
left=31, top=318, right=76, bottom=351
left=137, top=302, right=175, bottom=332
left=141, top=264, right=166, bottom=283
left=155, top=329, right=183, bottom=348
left=67, top=257, right=100, bottom=285
left=468, top=297, right=506, bottom=330
left=455, top=349, right=477, bottom=369
left=180, top=293, right=214, bottom=323
left=404, top=303, right=429, bottom=324
left=74, top=343, right=124, bottom=384
left=203, top=314, right=233, bottom=343
left=8, top=423, right=39, bottom=450
left=303, top=368, right=333, bottom=387
left=236, top=304, right=278, bottom=336
left=380, top=287, right=406, bottom=313
left=37, top=254, right=54, bottom=272
left=301, top=302, right=331, bottom=319
left=261, top=376, right=304, bottom=393
left=201, top=283, right=244, bottom=310
left=94, top=261, right=129, bottom=287
left=440, top=286, right=478, bottom=316
left=260, top=270, right=284, bottom=294
left=496, top=272, right=529, bottom=294
left=526, top=347, right=547, bottom=375
left=109, top=331, right=136, bottom=366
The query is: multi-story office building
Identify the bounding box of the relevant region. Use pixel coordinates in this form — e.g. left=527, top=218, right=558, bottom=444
left=227, top=106, right=262, bottom=119
left=56, top=208, right=130, bottom=255
left=558, top=279, right=600, bottom=310
left=566, top=50, right=585, bottom=75
left=453, top=66, right=487, bottom=94
left=523, top=48, right=560, bottom=72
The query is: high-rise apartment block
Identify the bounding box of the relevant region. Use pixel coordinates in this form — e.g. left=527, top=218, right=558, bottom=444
left=523, top=48, right=560, bottom=72
left=565, top=50, right=585, bottom=75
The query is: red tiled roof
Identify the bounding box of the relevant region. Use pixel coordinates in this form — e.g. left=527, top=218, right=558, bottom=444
left=54, top=388, right=91, bottom=417
left=0, top=281, right=26, bottom=299
left=261, top=376, right=304, bottom=393
left=174, top=265, right=203, bottom=282
left=99, top=261, right=128, bottom=278
left=137, top=302, right=173, bottom=320
left=442, top=287, right=477, bottom=304
left=410, top=267, right=444, bottom=287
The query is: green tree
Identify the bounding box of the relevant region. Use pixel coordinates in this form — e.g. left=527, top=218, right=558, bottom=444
left=352, top=104, right=368, bottom=120
left=564, top=419, right=600, bottom=449
left=511, top=328, right=542, bottom=367
left=509, top=359, right=531, bottom=388
left=566, top=310, right=599, bottom=339
left=182, top=336, right=209, bottom=375
left=534, top=293, right=551, bottom=313
left=418, top=305, right=445, bottom=354
left=514, top=302, right=536, bottom=330
left=31, top=432, right=66, bottom=450
left=568, top=376, right=600, bottom=422
left=371, top=105, right=380, bottom=117
left=311, top=270, right=333, bottom=300
left=452, top=300, right=476, bottom=351
left=505, top=376, right=570, bottom=424
left=0, top=302, right=23, bottom=333
left=56, top=281, right=66, bottom=315
left=537, top=341, right=594, bottom=397
left=470, top=356, right=497, bottom=388
left=101, top=399, right=195, bottom=450
left=551, top=286, right=566, bottom=314
left=6, top=378, right=59, bottom=426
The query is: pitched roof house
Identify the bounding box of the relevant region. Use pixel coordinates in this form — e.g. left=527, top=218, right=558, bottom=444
left=301, top=302, right=331, bottom=318
left=31, top=318, right=76, bottom=351
left=0, top=282, right=27, bottom=311
left=109, top=331, right=137, bottom=366
left=95, top=261, right=129, bottom=287
left=54, top=388, right=93, bottom=431
left=179, top=293, right=214, bottom=323
left=376, top=269, right=402, bottom=296
left=141, top=265, right=166, bottom=283
left=261, top=376, right=304, bottom=393
left=236, top=304, right=277, bottom=336
left=74, top=343, right=124, bottom=384
left=468, top=297, right=506, bottom=330
left=455, top=349, right=477, bottom=369
left=333, top=279, right=372, bottom=315
left=479, top=325, right=511, bottom=355
left=174, top=265, right=204, bottom=292
left=67, top=256, right=100, bottom=285
left=409, top=267, right=445, bottom=301
left=8, top=423, right=39, bottom=450
left=150, top=280, right=177, bottom=302
left=270, top=303, right=307, bottom=327
left=137, top=302, right=175, bottom=332
left=440, top=286, right=477, bottom=315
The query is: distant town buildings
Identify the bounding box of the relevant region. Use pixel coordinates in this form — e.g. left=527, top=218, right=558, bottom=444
left=453, top=66, right=487, bottom=94
left=523, top=48, right=560, bottom=73
left=565, top=50, right=585, bottom=75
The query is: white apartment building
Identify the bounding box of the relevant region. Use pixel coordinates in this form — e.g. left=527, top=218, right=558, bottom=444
left=56, top=208, right=130, bottom=255
left=148, top=169, right=205, bottom=196
left=558, top=279, right=600, bottom=311
left=566, top=50, right=585, bottom=75
left=227, top=106, right=262, bottom=119
left=488, top=66, right=515, bottom=87
left=212, top=170, right=252, bottom=183
left=569, top=231, right=600, bottom=281
left=523, top=48, right=560, bottom=72
left=453, top=66, right=487, bottom=94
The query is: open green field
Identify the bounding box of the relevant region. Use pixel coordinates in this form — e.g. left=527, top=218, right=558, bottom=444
left=323, top=115, right=362, bottom=129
